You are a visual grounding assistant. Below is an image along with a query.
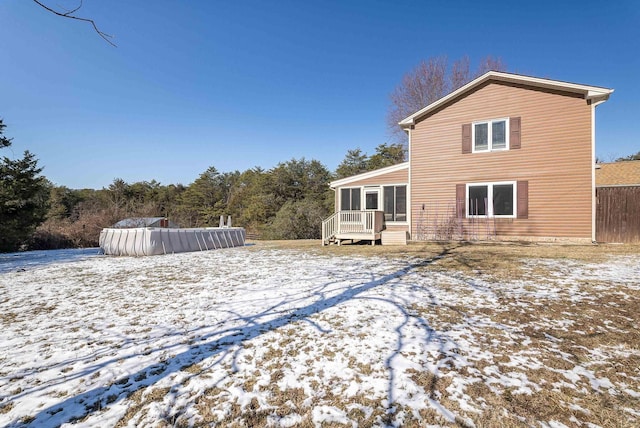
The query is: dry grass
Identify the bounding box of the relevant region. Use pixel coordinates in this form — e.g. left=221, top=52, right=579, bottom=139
left=238, top=240, right=640, bottom=426
left=4, top=240, right=638, bottom=427
left=0, top=402, right=13, bottom=415
left=250, top=239, right=640, bottom=281
left=115, top=387, right=172, bottom=427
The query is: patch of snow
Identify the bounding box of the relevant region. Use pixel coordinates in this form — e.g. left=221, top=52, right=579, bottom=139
left=0, top=247, right=638, bottom=427
left=547, top=421, right=570, bottom=428
left=312, top=405, right=349, bottom=425
left=0, top=247, right=101, bottom=273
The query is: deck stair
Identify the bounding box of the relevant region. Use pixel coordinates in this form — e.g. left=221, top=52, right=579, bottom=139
left=322, top=210, right=385, bottom=246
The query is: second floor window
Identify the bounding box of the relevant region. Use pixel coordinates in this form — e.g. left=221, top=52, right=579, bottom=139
left=473, top=119, right=508, bottom=152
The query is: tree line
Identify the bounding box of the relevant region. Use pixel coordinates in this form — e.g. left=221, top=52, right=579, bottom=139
left=1, top=117, right=405, bottom=252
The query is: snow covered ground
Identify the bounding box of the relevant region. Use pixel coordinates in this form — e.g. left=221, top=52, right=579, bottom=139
left=0, top=248, right=101, bottom=274
left=0, top=245, right=639, bottom=427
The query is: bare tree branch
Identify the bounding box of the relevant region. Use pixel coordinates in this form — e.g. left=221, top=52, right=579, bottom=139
left=387, top=56, right=449, bottom=143
left=450, top=55, right=470, bottom=92
left=32, top=0, right=116, bottom=47
left=387, top=55, right=506, bottom=143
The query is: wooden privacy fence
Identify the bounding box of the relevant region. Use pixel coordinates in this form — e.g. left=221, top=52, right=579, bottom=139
left=596, top=186, right=640, bottom=243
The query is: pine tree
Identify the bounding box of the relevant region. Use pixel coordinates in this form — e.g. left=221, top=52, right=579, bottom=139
left=0, top=119, right=49, bottom=252
left=367, top=143, right=406, bottom=170
left=335, top=149, right=368, bottom=179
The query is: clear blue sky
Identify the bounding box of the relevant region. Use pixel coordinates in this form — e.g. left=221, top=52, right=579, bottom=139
left=1, top=0, right=638, bottom=189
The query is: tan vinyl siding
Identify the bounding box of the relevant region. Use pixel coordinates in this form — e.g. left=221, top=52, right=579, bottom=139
left=381, top=230, right=409, bottom=245
left=383, top=224, right=410, bottom=233
left=410, top=82, right=593, bottom=239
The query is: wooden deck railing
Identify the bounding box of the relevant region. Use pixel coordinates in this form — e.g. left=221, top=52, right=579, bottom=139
left=322, top=212, right=339, bottom=245
left=322, top=210, right=384, bottom=245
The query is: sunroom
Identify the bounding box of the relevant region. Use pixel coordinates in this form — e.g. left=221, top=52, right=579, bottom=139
left=322, top=162, right=409, bottom=245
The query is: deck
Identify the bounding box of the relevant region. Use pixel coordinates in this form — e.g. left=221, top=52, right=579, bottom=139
left=321, top=210, right=385, bottom=246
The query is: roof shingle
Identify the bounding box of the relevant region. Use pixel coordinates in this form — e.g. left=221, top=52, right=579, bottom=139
left=596, top=160, right=640, bottom=186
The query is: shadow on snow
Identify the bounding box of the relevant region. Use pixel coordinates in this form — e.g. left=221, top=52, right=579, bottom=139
left=10, top=245, right=471, bottom=427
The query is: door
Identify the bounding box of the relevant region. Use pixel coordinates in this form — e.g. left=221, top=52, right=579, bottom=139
left=365, top=188, right=380, bottom=210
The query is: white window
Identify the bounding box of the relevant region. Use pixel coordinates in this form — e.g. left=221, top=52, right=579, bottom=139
left=466, top=182, right=516, bottom=218
left=472, top=118, right=509, bottom=152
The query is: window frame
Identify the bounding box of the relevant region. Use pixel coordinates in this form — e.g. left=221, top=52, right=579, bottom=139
left=340, top=187, right=361, bottom=211
left=364, top=188, right=380, bottom=211
left=382, top=184, right=408, bottom=223
left=466, top=181, right=517, bottom=218
left=471, top=118, right=510, bottom=153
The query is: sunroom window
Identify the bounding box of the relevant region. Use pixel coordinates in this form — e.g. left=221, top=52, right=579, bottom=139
left=340, top=188, right=361, bottom=211
left=473, top=119, right=508, bottom=152
left=383, top=185, right=407, bottom=222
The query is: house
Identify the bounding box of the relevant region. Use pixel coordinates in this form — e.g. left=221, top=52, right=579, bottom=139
left=112, top=217, right=179, bottom=228
left=595, top=160, right=640, bottom=243
left=323, top=71, right=613, bottom=245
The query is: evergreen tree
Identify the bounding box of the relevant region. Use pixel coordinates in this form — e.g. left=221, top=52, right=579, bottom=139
left=0, top=120, right=49, bottom=252
left=0, top=120, right=11, bottom=149
left=335, top=149, right=368, bottom=179
left=367, top=143, right=406, bottom=170
left=264, top=198, right=328, bottom=240
left=269, top=158, right=332, bottom=205
left=178, top=166, right=225, bottom=227
left=227, top=167, right=276, bottom=234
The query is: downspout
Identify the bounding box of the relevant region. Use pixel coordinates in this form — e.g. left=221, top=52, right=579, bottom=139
left=330, top=185, right=337, bottom=213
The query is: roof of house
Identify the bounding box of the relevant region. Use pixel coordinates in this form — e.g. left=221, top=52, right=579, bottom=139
left=596, top=160, right=640, bottom=186
left=399, top=71, right=614, bottom=128
left=329, top=162, right=409, bottom=188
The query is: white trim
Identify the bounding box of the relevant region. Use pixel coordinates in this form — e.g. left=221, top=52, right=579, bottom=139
left=591, top=103, right=596, bottom=242
left=466, top=181, right=517, bottom=218
left=471, top=118, right=510, bottom=153
left=399, top=71, right=613, bottom=128
left=364, top=188, right=380, bottom=210
left=381, top=184, right=408, bottom=223
left=407, top=130, right=412, bottom=238
left=590, top=98, right=610, bottom=242
left=329, top=162, right=409, bottom=188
